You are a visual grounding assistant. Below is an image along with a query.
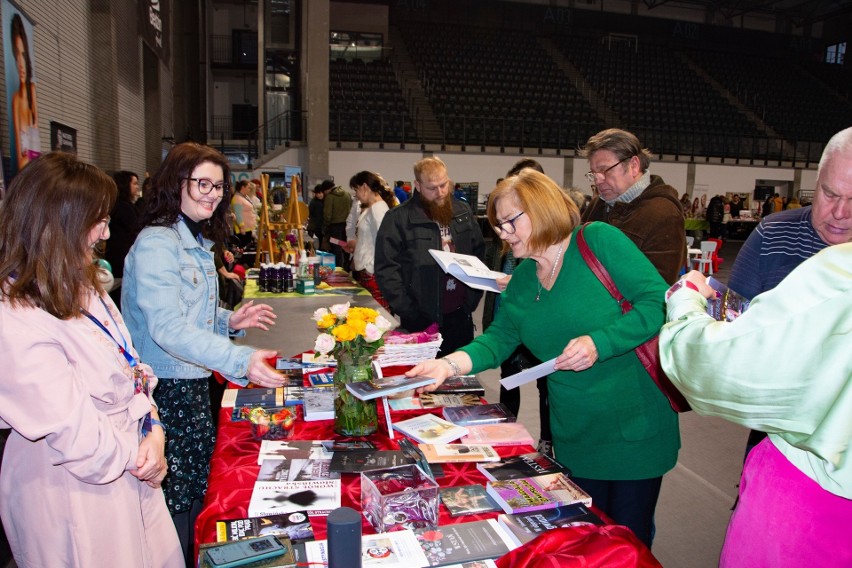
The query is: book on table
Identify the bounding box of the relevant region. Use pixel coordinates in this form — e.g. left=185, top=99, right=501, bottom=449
left=460, top=423, right=535, bottom=447
left=419, top=392, right=482, bottom=409
left=306, top=372, right=334, bottom=388
left=393, top=413, right=469, bottom=445
left=247, top=479, right=341, bottom=518
left=485, top=472, right=592, bottom=515
left=215, top=513, right=316, bottom=544
left=496, top=503, right=604, bottom=547
left=388, top=396, right=424, bottom=411
left=476, top=452, right=571, bottom=481
left=345, top=374, right=438, bottom=401
left=328, top=449, right=414, bottom=473
left=418, top=443, right=501, bottom=464
left=439, top=485, right=502, bottom=517
left=428, top=249, right=506, bottom=293
left=302, top=388, right=335, bottom=422
left=442, top=403, right=515, bottom=426
left=303, top=529, right=430, bottom=568
left=412, top=518, right=517, bottom=566
left=432, top=375, right=485, bottom=396
left=256, top=440, right=331, bottom=466
left=258, top=458, right=339, bottom=482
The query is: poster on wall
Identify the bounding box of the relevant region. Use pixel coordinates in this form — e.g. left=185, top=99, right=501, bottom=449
left=3, top=1, right=41, bottom=178
left=50, top=121, right=77, bottom=154
left=138, top=0, right=169, bottom=63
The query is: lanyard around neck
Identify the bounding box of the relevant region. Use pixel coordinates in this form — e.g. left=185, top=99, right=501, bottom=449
left=80, top=297, right=137, bottom=368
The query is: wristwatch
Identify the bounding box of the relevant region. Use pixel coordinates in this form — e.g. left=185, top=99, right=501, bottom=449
left=666, top=279, right=701, bottom=301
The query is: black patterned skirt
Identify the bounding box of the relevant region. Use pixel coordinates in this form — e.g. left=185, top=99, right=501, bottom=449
left=154, top=377, right=216, bottom=515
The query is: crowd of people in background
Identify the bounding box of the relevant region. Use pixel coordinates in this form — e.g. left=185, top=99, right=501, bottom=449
left=0, top=124, right=849, bottom=568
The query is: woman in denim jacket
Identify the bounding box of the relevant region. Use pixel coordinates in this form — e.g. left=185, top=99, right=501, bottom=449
left=122, top=142, right=286, bottom=563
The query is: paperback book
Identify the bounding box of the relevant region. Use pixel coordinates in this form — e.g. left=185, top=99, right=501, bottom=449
left=418, top=444, right=501, bottom=464
left=388, top=396, right=423, bottom=411
left=497, top=503, right=604, bottom=547
left=328, top=450, right=414, bottom=473
left=419, top=393, right=482, bottom=409
left=346, top=375, right=438, bottom=401
left=306, top=372, right=334, bottom=388
left=706, top=276, right=751, bottom=321
left=258, top=458, right=339, bottom=482
left=413, top=519, right=516, bottom=566
left=460, top=423, right=535, bottom=447
left=433, top=375, right=485, bottom=396
left=443, top=403, right=515, bottom=426
left=428, top=249, right=506, bottom=293
left=476, top=452, right=571, bottom=481
left=439, top=485, right=502, bottom=517
left=247, top=479, right=341, bottom=518
left=393, top=414, right=469, bottom=445
left=304, top=529, right=430, bottom=568
left=215, top=512, right=316, bottom=543
left=257, top=440, right=331, bottom=465
left=485, top=472, right=592, bottom=515
left=303, top=388, right=335, bottom=422
left=228, top=387, right=306, bottom=420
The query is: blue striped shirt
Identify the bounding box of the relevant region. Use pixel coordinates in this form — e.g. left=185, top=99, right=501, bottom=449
left=728, top=207, right=828, bottom=299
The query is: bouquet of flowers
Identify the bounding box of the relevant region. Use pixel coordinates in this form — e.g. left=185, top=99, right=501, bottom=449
left=312, top=302, right=393, bottom=360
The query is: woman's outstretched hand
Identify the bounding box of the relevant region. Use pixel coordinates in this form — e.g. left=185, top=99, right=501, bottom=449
left=230, top=300, right=277, bottom=331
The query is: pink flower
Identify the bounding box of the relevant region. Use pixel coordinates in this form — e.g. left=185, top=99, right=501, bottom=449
left=364, top=323, right=383, bottom=343
left=314, top=333, right=336, bottom=354
left=329, top=302, right=350, bottom=317
left=312, top=307, right=330, bottom=322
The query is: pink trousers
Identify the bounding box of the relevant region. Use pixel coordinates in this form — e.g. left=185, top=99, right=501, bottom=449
left=721, top=438, right=851, bottom=567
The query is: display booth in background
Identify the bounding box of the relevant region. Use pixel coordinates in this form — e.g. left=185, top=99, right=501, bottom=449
left=3, top=2, right=41, bottom=178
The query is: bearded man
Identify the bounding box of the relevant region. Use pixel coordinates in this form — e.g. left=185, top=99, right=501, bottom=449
left=375, top=156, right=485, bottom=356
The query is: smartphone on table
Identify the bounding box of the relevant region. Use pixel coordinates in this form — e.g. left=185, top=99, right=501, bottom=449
left=204, top=535, right=287, bottom=568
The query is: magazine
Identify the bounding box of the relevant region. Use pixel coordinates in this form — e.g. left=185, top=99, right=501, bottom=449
left=486, top=472, right=592, bottom=514
left=428, top=249, right=506, bottom=293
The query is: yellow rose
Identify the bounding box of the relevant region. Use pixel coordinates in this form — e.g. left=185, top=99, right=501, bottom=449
left=317, top=313, right=337, bottom=329
left=332, top=324, right=357, bottom=342
left=348, top=307, right=378, bottom=323
left=348, top=318, right=367, bottom=337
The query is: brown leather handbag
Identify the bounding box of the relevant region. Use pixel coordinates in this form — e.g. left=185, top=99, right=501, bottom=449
left=576, top=224, right=691, bottom=413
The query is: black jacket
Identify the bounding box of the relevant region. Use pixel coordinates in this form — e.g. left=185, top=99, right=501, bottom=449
left=375, top=193, right=485, bottom=327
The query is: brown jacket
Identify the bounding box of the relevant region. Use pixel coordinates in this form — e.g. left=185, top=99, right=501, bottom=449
left=582, top=175, right=686, bottom=284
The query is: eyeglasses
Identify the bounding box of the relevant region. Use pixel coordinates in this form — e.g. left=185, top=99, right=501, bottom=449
left=585, top=157, right=631, bottom=183
left=494, top=211, right=525, bottom=235
left=187, top=177, right=230, bottom=195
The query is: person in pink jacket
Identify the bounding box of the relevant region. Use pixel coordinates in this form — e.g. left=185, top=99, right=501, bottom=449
left=0, top=152, right=182, bottom=567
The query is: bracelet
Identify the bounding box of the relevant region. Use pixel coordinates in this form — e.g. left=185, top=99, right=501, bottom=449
left=150, top=418, right=166, bottom=434
left=441, top=357, right=461, bottom=377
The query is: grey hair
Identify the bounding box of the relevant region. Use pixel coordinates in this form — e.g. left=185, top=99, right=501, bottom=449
left=818, top=127, right=852, bottom=174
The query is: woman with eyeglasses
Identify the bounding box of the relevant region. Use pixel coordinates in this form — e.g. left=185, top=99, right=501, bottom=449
left=121, top=142, right=286, bottom=562
left=0, top=153, right=183, bottom=567
left=408, top=169, right=678, bottom=548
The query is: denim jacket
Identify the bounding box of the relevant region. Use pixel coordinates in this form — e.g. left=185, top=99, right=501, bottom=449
left=122, top=221, right=251, bottom=384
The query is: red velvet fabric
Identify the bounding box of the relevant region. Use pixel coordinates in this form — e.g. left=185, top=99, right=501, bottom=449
left=495, top=525, right=663, bottom=568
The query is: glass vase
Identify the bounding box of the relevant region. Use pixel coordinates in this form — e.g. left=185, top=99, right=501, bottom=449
left=333, top=350, right=378, bottom=437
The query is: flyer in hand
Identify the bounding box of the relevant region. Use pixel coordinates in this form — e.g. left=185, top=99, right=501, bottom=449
left=428, top=249, right=506, bottom=293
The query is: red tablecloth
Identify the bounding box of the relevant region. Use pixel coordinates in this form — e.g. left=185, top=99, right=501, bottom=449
left=194, top=366, right=536, bottom=560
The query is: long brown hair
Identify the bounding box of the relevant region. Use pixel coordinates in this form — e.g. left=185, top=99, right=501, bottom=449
left=0, top=152, right=117, bottom=319
left=142, top=142, right=232, bottom=244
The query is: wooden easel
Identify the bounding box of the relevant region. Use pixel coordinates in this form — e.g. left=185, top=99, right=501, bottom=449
left=255, top=174, right=309, bottom=266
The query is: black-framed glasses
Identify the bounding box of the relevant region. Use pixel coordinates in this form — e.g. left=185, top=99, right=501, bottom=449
left=585, top=157, right=631, bottom=183
left=494, top=211, right=525, bottom=235
left=187, top=177, right=230, bottom=195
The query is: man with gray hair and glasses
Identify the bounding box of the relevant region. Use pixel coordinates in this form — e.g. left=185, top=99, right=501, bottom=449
left=580, top=128, right=686, bottom=284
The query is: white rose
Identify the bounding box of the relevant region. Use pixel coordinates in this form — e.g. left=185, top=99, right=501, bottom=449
left=312, top=307, right=330, bottom=321
left=330, top=302, right=350, bottom=317
left=374, top=315, right=393, bottom=333
left=364, top=323, right=383, bottom=343
left=314, top=333, right=336, bottom=354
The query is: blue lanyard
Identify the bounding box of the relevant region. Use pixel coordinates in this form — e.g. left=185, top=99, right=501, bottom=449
left=80, top=297, right=137, bottom=368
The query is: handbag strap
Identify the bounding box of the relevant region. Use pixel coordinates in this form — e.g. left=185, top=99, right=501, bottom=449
left=575, top=223, right=632, bottom=315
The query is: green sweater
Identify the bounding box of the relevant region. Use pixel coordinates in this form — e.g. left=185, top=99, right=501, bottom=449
left=461, top=222, right=679, bottom=480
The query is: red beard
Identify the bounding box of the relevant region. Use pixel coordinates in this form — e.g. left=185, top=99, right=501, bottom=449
left=423, top=194, right=454, bottom=226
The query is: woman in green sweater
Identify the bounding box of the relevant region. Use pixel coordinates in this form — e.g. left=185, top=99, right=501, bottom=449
left=410, top=169, right=679, bottom=547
